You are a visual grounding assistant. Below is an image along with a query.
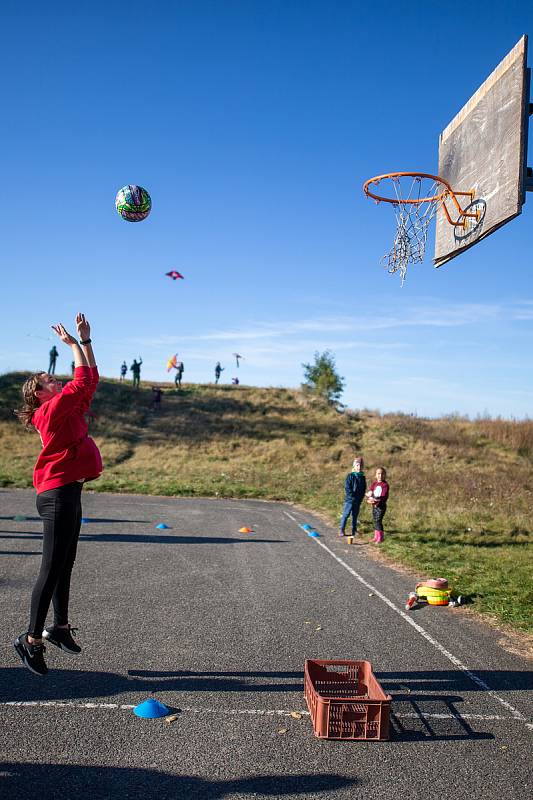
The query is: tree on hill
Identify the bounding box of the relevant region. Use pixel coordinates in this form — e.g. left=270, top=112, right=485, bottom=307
left=302, top=350, right=345, bottom=406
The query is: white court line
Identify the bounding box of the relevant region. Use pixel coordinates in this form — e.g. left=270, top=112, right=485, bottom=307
left=0, top=701, right=524, bottom=724
left=283, top=513, right=531, bottom=730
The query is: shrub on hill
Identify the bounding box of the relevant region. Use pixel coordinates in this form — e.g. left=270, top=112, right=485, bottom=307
left=301, top=350, right=345, bottom=406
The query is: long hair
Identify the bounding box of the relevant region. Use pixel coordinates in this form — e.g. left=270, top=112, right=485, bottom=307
left=15, top=373, right=46, bottom=430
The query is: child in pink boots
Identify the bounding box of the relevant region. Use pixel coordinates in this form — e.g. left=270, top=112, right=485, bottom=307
left=366, top=467, right=389, bottom=543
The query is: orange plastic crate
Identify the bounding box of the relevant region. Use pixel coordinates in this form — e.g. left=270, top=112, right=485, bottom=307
left=304, top=659, right=391, bottom=740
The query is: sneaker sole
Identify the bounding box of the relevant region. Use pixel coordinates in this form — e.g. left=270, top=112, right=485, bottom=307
left=13, top=639, right=47, bottom=677
left=42, top=631, right=81, bottom=655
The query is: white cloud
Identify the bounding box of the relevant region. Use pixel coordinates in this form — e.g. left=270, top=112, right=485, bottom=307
left=124, top=300, right=512, bottom=352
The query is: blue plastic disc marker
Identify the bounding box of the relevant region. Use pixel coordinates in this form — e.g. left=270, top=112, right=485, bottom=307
left=156, top=523, right=169, bottom=529
left=308, top=531, right=320, bottom=538
left=133, top=698, right=170, bottom=718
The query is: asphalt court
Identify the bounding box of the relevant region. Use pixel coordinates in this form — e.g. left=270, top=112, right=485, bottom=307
left=0, top=488, right=531, bottom=799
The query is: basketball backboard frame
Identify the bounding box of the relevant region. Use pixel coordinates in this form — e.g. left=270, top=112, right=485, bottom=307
left=434, top=35, right=532, bottom=267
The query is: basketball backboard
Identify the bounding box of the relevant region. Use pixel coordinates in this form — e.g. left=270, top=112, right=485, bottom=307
left=434, top=35, right=531, bottom=267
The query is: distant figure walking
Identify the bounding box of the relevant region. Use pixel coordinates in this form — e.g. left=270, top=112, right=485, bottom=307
left=130, top=358, right=143, bottom=389
left=366, top=467, right=389, bottom=544
left=151, top=386, right=163, bottom=411
left=174, top=361, right=184, bottom=389
left=339, top=456, right=366, bottom=538
left=232, top=377, right=239, bottom=385
left=215, top=362, right=224, bottom=384
left=48, top=346, right=59, bottom=375
left=120, top=361, right=127, bottom=382
left=71, top=361, right=75, bottom=376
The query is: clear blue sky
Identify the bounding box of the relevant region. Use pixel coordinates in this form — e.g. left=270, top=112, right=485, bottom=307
left=1, top=1, right=532, bottom=417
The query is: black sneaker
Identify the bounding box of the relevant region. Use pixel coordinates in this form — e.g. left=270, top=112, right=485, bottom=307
left=14, top=633, right=48, bottom=676
left=43, top=625, right=81, bottom=655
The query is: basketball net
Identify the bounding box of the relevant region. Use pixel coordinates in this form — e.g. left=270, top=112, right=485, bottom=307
left=382, top=176, right=442, bottom=286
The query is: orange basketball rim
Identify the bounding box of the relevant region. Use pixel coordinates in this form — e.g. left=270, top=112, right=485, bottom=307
left=363, top=171, right=481, bottom=228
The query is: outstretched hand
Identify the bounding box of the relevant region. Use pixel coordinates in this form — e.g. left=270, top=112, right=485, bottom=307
left=76, top=312, right=91, bottom=342
left=51, top=323, right=78, bottom=346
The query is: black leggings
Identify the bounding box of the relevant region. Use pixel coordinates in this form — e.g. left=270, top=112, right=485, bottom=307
left=29, top=482, right=83, bottom=637
left=372, top=504, right=386, bottom=533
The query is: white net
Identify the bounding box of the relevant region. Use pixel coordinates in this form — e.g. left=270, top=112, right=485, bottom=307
left=380, top=176, right=445, bottom=286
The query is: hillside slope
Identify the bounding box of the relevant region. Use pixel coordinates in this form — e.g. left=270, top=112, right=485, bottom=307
left=1, top=373, right=532, bottom=634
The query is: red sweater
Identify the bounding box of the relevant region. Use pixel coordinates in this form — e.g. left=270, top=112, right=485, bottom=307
left=369, top=480, right=389, bottom=507
left=32, top=366, right=103, bottom=494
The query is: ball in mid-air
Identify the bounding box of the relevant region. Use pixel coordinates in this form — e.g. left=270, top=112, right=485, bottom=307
left=115, top=184, right=152, bottom=222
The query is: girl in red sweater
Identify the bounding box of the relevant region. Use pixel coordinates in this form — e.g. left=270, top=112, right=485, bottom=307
left=366, top=467, right=389, bottom=544
left=14, top=313, right=102, bottom=676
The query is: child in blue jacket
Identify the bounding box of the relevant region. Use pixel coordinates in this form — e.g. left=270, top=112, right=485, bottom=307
left=339, top=456, right=366, bottom=537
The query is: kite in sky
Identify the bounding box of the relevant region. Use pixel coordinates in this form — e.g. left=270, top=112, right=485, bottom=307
left=166, top=354, right=178, bottom=372
left=232, top=353, right=244, bottom=368
left=26, top=332, right=53, bottom=342
left=166, top=270, right=184, bottom=280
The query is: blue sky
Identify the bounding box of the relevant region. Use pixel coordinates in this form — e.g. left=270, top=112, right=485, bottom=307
left=1, top=1, right=532, bottom=417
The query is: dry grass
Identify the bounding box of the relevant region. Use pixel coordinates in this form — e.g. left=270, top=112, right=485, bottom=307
left=1, top=373, right=531, bottom=633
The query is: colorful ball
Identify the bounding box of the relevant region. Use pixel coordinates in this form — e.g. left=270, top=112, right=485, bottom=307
left=115, top=185, right=152, bottom=222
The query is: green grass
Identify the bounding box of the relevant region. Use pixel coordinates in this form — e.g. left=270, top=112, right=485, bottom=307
left=1, top=372, right=532, bottom=635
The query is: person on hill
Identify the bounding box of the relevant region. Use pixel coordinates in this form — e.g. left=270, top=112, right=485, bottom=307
left=232, top=376, right=239, bottom=385
left=48, top=345, right=59, bottom=375
left=366, top=466, right=389, bottom=543
left=13, top=313, right=102, bottom=676
left=215, top=362, right=224, bottom=384
left=130, top=357, right=142, bottom=389
left=174, top=361, right=184, bottom=389
left=71, top=361, right=75, bottom=376
left=120, top=361, right=127, bottom=382
left=151, top=385, right=163, bottom=410
left=339, top=456, right=366, bottom=537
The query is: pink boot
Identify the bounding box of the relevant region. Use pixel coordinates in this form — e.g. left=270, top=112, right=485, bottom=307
left=373, top=530, right=380, bottom=542
left=376, top=531, right=384, bottom=543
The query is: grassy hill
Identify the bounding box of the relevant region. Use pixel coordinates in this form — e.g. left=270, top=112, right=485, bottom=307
left=1, top=372, right=532, bottom=636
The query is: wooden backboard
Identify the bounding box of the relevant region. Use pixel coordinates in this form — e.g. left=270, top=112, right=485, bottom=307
left=434, top=36, right=530, bottom=267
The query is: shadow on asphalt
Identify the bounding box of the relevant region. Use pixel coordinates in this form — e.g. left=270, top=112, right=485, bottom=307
left=0, top=668, right=302, bottom=700
left=2, top=667, right=527, bottom=742
left=380, top=669, right=533, bottom=742
left=0, top=763, right=358, bottom=800
left=390, top=694, right=495, bottom=742
left=0, top=516, right=150, bottom=524
left=0, top=531, right=285, bottom=545
left=3, top=667, right=531, bottom=703
left=79, top=534, right=286, bottom=545
left=377, top=670, right=533, bottom=692
left=81, top=518, right=151, bottom=523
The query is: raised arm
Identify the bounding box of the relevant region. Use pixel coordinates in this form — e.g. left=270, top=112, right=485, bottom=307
left=75, top=312, right=97, bottom=369
left=51, top=322, right=87, bottom=368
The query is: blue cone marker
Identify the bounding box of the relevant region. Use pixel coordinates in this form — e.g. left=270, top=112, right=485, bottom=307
left=156, top=523, right=169, bottom=529
left=308, top=531, right=320, bottom=538
left=133, top=698, right=170, bottom=718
